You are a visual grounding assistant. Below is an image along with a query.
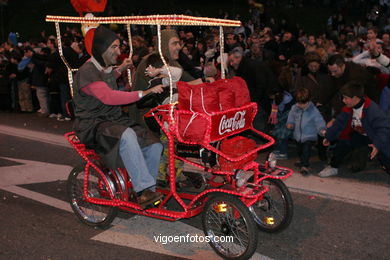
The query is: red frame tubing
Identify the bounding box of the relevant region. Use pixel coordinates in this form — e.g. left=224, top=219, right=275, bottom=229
left=65, top=100, right=293, bottom=220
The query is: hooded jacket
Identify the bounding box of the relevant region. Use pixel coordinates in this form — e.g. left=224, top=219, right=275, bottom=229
left=287, top=101, right=326, bottom=142
left=73, top=25, right=158, bottom=168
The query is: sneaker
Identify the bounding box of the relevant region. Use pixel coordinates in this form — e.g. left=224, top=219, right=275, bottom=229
left=318, top=166, right=338, bottom=178
left=57, top=115, right=65, bottom=121
left=64, top=117, right=72, bottom=121
left=274, top=153, right=288, bottom=160
left=300, top=166, right=309, bottom=176
left=49, top=113, right=58, bottom=118
left=37, top=112, right=49, bottom=117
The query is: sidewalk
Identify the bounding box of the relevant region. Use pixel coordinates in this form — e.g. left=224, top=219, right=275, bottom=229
left=1, top=111, right=389, bottom=211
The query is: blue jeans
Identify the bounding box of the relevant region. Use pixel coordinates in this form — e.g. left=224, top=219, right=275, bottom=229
left=119, top=128, right=163, bottom=193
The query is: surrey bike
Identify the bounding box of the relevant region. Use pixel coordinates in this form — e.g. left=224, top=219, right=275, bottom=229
left=47, top=12, right=293, bottom=260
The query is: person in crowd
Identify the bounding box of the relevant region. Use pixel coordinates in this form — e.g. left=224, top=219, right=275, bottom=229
left=352, top=41, right=390, bottom=74
left=228, top=47, right=278, bottom=132
left=327, top=54, right=380, bottom=119
left=345, top=36, right=363, bottom=58
left=278, top=55, right=305, bottom=94
left=72, top=25, right=166, bottom=208
left=319, top=81, right=390, bottom=177
left=268, top=87, right=294, bottom=160
left=16, top=46, right=34, bottom=113
left=287, top=88, right=326, bottom=175
left=225, top=33, right=241, bottom=53
left=31, top=47, right=50, bottom=117
left=296, top=52, right=333, bottom=160
left=278, top=30, right=305, bottom=62
left=131, top=35, right=149, bottom=68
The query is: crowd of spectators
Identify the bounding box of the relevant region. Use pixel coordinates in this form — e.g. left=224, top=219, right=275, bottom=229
left=0, top=0, right=390, bottom=175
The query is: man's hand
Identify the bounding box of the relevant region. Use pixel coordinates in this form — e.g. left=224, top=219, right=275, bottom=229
left=368, top=144, right=378, bottom=159
left=143, top=84, right=166, bottom=96
left=323, top=138, right=330, bottom=146
left=118, top=58, right=133, bottom=73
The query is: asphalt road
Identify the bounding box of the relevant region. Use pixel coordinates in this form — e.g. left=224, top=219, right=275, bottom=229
left=0, top=112, right=389, bottom=259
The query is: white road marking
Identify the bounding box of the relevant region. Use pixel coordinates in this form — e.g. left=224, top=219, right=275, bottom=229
left=94, top=215, right=271, bottom=260
left=0, top=157, right=71, bottom=187
left=0, top=124, right=70, bottom=148
left=2, top=185, right=73, bottom=213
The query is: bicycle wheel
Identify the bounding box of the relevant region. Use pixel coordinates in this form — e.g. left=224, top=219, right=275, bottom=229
left=249, top=178, right=293, bottom=233
left=202, top=194, right=258, bottom=260
left=67, top=165, right=118, bottom=228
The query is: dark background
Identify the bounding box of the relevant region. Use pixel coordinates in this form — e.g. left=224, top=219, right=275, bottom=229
left=0, top=0, right=373, bottom=42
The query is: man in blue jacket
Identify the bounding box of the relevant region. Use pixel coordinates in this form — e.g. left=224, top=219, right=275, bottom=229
left=319, top=81, right=390, bottom=177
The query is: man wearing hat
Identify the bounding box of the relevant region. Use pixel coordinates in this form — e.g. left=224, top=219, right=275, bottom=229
left=73, top=25, right=166, bottom=208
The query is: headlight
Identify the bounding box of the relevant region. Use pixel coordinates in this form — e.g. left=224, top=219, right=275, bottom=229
left=268, top=152, right=277, bottom=169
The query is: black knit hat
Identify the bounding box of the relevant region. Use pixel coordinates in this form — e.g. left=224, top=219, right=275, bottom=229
left=91, top=25, right=118, bottom=67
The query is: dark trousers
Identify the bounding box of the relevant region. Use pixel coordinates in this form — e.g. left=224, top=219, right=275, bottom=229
left=277, top=138, right=289, bottom=154
left=297, top=140, right=315, bottom=167
left=330, top=132, right=370, bottom=168
left=378, top=152, right=390, bottom=174
left=49, top=93, right=61, bottom=115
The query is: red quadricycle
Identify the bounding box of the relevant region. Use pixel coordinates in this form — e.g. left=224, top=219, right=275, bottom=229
left=49, top=13, right=294, bottom=260
left=65, top=100, right=293, bottom=259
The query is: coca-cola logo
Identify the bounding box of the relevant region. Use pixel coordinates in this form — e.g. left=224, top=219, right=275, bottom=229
left=218, top=110, right=246, bottom=135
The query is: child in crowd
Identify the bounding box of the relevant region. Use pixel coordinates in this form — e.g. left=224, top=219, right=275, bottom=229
left=268, top=87, right=295, bottom=160
left=287, top=88, right=326, bottom=175
left=319, top=81, right=390, bottom=177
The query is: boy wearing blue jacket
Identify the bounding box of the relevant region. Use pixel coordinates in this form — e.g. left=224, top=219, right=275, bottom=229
left=287, top=88, right=326, bottom=175
left=319, top=81, right=390, bottom=177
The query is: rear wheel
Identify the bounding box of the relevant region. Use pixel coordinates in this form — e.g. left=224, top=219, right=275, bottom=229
left=249, top=178, right=293, bottom=233
left=67, top=165, right=118, bottom=228
left=202, top=194, right=258, bottom=259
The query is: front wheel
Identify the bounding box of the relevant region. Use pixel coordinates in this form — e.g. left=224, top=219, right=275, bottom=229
left=249, top=178, right=293, bottom=233
left=67, top=165, right=118, bottom=228
left=202, top=194, right=258, bottom=260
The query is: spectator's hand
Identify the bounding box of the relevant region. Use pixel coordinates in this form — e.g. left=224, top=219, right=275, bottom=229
left=143, top=84, right=166, bottom=95
left=9, top=73, right=16, bottom=79
left=279, top=55, right=286, bottom=61
left=368, top=144, right=378, bottom=159
left=145, top=65, right=161, bottom=77
left=326, top=118, right=335, bottom=128
left=71, top=42, right=82, bottom=54
left=287, top=123, right=294, bottom=129
left=323, top=138, right=330, bottom=146
left=369, top=41, right=381, bottom=57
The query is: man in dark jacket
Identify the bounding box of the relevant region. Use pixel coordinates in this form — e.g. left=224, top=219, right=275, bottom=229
left=73, top=25, right=165, bottom=207
left=327, top=54, right=380, bottom=118
left=228, top=47, right=278, bottom=131
left=319, top=81, right=390, bottom=177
